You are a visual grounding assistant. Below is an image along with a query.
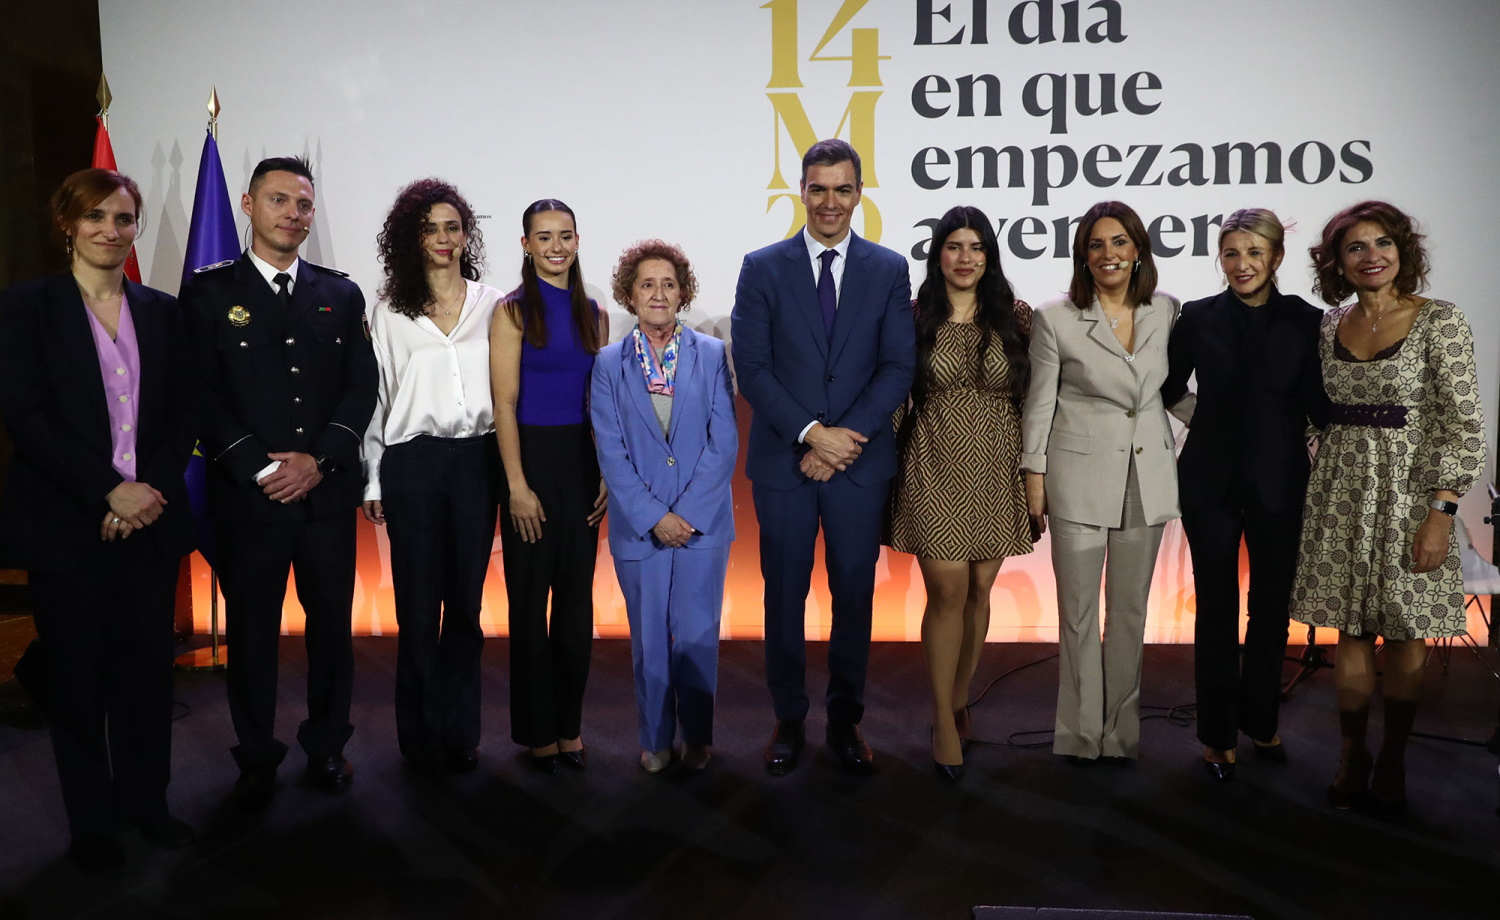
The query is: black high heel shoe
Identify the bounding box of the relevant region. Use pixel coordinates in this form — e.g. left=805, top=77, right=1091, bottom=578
left=954, top=705, right=973, bottom=752
left=931, top=727, right=964, bottom=783
left=1202, top=747, right=1236, bottom=782
left=1327, top=749, right=1372, bottom=809
left=528, top=748, right=560, bottom=775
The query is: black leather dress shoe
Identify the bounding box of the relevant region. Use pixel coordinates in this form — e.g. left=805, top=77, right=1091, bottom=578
left=69, top=835, right=124, bottom=872
left=559, top=748, right=586, bottom=771
left=234, top=766, right=278, bottom=809
left=305, top=755, right=354, bottom=792
left=826, top=722, right=874, bottom=775
left=528, top=753, right=559, bottom=775
left=138, top=814, right=196, bottom=849
left=445, top=748, right=480, bottom=773
left=764, top=719, right=805, bottom=776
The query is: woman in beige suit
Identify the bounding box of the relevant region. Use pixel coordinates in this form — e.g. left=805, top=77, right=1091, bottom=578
left=1022, top=200, right=1181, bottom=762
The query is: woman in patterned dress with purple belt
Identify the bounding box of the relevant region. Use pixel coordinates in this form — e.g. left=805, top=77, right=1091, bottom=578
left=1292, top=200, right=1485, bottom=811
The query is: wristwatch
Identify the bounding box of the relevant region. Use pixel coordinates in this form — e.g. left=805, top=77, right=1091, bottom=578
left=1429, top=499, right=1458, bottom=517
left=315, top=455, right=337, bottom=476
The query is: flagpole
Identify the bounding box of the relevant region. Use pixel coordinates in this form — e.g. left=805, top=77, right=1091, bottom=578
left=176, top=86, right=231, bottom=673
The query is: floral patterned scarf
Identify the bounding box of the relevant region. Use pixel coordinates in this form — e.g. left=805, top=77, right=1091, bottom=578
left=631, top=321, right=683, bottom=396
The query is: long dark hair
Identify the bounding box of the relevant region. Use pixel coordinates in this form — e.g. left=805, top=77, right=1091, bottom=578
left=504, top=198, right=600, bottom=355
left=911, top=206, right=1026, bottom=412
left=375, top=178, right=485, bottom=319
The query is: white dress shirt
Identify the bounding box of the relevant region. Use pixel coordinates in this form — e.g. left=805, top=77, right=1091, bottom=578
left=797, top=226, right=852, bottom=442
left=802, top=225, right=850, bottom=304
left=247, top=248, right=301, bottom=295
left=362, top=280, right=503, bottom=501
left=247, top=249, right=302, bottom=482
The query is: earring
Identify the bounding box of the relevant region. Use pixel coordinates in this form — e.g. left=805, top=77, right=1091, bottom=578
left=523, top=251, right=532, bottom=261
left=65, top=237, right=74, bottom=256
left=1133, top=259, right=1141, bottom=271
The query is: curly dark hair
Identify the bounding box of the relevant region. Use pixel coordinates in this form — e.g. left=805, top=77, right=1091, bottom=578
left=375, top=178, right=485, bottom=318
left=912, top=206, right=1026, bottom=411
left=611, top=240, right=699, bottom=314
left=1309, top=200, right=1429, bottom=306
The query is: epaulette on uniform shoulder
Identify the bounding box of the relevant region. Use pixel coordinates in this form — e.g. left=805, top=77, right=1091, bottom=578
left=193, top=259, right=235, bottom=273
left=305, top=262, right=350, bottom=278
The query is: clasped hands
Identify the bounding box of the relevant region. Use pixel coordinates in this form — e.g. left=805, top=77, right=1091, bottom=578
left=653, top=511, right=696, bottom=548
left=259, top=451, right=322, bottom=504
left=100, top=481, right=167, bottom=541
left=800, top=423, right=867, bottom=483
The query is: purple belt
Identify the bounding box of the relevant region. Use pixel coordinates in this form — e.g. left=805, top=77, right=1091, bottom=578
left=1329, top=403, right=1408, bottom=428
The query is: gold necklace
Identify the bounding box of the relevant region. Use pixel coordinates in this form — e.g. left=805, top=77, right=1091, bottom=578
left=429, top=285, right=464, bottom=317
left=1365, top=297, right=1401, bottom=332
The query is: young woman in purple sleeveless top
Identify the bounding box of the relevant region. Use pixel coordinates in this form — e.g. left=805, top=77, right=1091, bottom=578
left=489, top=199, right=608, bottom=773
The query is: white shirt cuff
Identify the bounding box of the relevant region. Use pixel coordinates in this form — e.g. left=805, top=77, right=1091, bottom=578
left=253, top=460, right=283, bottom=484
left=797, top=420, right=818, bottom=444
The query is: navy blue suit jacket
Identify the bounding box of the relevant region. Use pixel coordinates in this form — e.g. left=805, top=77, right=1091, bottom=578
left=730, top=230, right=915, bottom=490
left=591, top=326, right=738, bottom=561
left=179, top=253, right=376, bottom=522
left=0, top=275, right=195, bottom=571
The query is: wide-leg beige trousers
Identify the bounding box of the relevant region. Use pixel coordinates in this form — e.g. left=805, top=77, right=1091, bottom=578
left=1048, top=459, right=1165, bottom=759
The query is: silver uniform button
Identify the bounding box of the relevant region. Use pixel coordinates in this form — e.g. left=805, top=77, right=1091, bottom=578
left=290, top=366, right=300, bottom=374
left=666, top=457, right=675, bottom=466
left=295, top=427, right=304, bottom=435
left=240, top=341, right=248, bottom=348
left=285, top=337, right=295, bottom=345
left=294, top=397, right=302, bottom=404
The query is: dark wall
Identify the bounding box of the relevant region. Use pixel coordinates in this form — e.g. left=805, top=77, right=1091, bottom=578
left=0, top=1, right=102, bottom=564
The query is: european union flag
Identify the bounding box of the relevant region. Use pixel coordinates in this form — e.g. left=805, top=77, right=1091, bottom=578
left=182, top=128, right=240, bottom=564
left=182, top=129, right=239, bottom=285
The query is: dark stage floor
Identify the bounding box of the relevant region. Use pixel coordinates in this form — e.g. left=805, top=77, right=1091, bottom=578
left=1, top=636, right=1498, bottom=920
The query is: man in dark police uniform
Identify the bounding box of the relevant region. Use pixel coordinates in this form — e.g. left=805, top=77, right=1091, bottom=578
left=180, top=156, right=376, bottom=806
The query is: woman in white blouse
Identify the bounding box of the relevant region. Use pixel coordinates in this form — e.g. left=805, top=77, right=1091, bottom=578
left=363, top=179, right=503, bottom=774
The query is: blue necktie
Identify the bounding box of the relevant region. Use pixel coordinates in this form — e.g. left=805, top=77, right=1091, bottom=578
left=817, top=249, right=837, bottom=339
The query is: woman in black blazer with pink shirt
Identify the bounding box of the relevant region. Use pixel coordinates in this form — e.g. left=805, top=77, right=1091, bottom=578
left=0, top=169, right=195, bottom=869
left=1161, top=208, right=1329, bottom=781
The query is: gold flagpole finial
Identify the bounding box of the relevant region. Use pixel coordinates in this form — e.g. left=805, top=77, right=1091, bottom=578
left=207, top=86, right=221, bottom=142
left=96, top=72, right=113, bottom=131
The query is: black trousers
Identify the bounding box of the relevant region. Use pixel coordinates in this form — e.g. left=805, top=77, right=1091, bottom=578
left=216, top=513, right=357, bottom=769
left=381, top=434, right=499, bottom=758
left=753, top=474, right=888, bottom=725
left=1181, top=493, right=1301, bottom=749
left=500, top=424, right=599, bottom=747
left=28, top=537, right=178, bottom=840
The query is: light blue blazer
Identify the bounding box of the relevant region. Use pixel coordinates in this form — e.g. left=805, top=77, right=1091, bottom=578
left=590, top=325, right=738, bottom=561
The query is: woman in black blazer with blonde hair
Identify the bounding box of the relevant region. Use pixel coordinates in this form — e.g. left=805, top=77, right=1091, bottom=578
left=0, top=169, right=195, bottom=869
left=1162, top=208, right=1328, bottom=781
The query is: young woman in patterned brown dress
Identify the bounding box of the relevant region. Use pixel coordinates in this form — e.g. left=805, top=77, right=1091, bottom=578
left=888, top=206, right=1034, bottom=781
left=1293, top=201, right=1485, bottom=811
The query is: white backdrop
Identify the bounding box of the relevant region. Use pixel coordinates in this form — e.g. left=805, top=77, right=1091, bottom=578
left=99, top=0, right=1500, bottom=641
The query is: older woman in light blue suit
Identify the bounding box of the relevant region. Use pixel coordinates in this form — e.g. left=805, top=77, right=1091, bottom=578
left=592, top=240, right=737, bottom=773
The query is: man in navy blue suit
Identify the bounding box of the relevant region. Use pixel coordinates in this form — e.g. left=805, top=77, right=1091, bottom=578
left=731, top=139, right=915, bottom=775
